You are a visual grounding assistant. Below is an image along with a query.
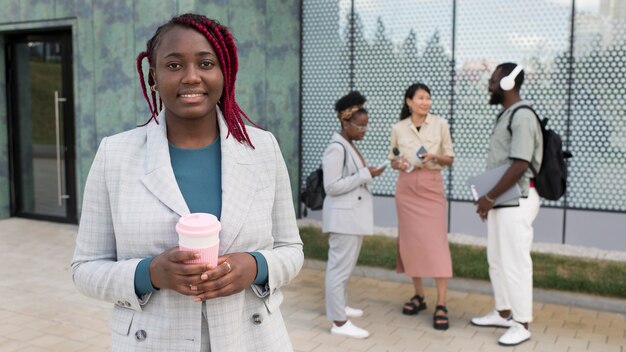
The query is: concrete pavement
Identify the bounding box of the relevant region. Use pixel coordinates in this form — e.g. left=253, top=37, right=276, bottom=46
left=0, top=218, right=624, bottom=351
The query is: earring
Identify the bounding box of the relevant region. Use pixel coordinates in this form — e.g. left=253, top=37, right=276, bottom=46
left=151, top=85, right=158, bottom=92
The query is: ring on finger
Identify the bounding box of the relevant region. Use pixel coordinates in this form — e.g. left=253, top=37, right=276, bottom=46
left=224, top=261, right=232, bottom=274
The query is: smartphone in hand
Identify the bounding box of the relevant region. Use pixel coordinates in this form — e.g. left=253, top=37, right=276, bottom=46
left=416, top=146, right=428, bottom=162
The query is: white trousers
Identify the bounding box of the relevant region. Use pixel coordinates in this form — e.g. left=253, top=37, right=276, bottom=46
left=487, top=188, right=540, bottom=323
left=325, top=233, right=363, bottom=321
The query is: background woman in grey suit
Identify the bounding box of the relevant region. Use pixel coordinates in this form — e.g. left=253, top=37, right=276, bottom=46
left=322, top=91, right=385, bottom=339
left=71, top=14, right=303, bottom=351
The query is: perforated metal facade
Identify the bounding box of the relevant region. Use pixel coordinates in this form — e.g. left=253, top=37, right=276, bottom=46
left=302, top=0, right=626, bottom=212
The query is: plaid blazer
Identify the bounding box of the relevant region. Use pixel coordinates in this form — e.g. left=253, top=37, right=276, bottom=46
left=72, top=109, right=303, bottom=351
left=321, top=133, right=374, bottom=235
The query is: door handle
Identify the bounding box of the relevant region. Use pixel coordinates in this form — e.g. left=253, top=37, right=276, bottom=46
left=54, top=90, right=69, bottom=206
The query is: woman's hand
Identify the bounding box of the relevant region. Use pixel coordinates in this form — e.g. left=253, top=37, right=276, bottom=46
left=192, top=252, right=257, bottom=302
left=149, top=247, right=211, bottom=296
left=368, top=166, right=385, bottom=177
left=419, top=153, right=439, bottom=164
left=391, top=157, right=409, bottom=170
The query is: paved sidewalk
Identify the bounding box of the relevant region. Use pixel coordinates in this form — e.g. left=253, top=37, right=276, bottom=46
left=0, top=218, right=624, bottom=351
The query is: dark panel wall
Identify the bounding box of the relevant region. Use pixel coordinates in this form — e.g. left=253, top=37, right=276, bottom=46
left=0, top=0, right=302, bottom=218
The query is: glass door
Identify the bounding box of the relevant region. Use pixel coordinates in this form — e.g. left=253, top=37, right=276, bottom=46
left=7, top=30, right=76, bottom=222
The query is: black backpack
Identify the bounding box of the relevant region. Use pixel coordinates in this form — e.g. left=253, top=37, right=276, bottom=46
left=508, top=105, right=573, bottom=201
left=300, top=142, right=346, bottom=216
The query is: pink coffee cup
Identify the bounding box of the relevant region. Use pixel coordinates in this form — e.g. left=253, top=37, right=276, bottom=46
left=176, top=213, right=221, bottom=266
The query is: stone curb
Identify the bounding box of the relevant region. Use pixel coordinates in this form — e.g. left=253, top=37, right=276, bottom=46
left=304, top=258, right=626, bottom=315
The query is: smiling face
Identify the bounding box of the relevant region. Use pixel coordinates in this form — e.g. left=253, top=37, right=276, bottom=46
left=150, top=26, right=224, bottom=122
left=406, top=88, right=431, bottom=116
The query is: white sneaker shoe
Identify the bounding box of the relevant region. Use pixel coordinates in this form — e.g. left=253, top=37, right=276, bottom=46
left=471, top=310, right=513, bottom=328
left=498, top=321, right=531, bottom=346
left=345, top=306, right=364, bottom=318
left=331, top=320, right=370, bottom=339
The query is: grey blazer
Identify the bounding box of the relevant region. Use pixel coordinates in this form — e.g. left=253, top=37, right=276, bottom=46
left=71, top=109, right=303, bottom=351
left=321, top=133, right=374, bottom=235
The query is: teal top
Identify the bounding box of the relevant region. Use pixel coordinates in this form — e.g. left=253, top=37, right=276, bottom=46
left=134, top=138, right=268, bottom=296
left=169, top=139, right=223, bottom=216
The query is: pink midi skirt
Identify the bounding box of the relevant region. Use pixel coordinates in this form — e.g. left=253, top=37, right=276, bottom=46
left=395, top=168, right=452, bottom=278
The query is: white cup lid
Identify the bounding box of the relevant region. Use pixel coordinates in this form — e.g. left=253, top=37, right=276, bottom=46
left=176, top=213, right=221, bottom=238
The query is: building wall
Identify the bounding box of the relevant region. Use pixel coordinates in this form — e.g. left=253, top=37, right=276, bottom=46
left=0, top=0, right=302, bottom=219
left=299, top=0, right=626, bottom=250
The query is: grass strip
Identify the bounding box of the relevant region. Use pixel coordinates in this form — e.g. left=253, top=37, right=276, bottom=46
left=299, top=226, right=626, bottom=299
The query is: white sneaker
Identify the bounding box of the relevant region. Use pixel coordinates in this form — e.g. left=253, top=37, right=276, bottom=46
left=471, top=310, right=513, bottom=328
left=498, top=321, right=531, bottom=346
left=345, top=306, right=364, bottom=318
left=330, top=320, right=370, bottom=339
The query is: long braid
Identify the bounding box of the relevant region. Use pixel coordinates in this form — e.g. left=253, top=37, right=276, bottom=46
left=137, top=29, right=165, bottom=126
left=209, top=20, right=258, bottom=139
left=136, top=51, right=156, bottom=120
left=135, top=13, right=257, bottom=146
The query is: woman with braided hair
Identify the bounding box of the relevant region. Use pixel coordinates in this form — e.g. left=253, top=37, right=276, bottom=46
left=72, top=14, right=303, bottom=351
left=322, top=91, right=385, bottom=339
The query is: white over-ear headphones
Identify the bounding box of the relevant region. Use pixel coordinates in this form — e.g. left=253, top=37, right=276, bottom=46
left=500, top=65, right=524, bottom=91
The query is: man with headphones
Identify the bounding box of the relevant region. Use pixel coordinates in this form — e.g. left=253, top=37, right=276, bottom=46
left=470, top=63, right=543, bottom=346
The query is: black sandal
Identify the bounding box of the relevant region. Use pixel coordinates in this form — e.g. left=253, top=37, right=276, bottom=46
left=402, top=294, right=427, bottom=315
left=433, top=305, right=449, bottom=330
